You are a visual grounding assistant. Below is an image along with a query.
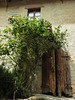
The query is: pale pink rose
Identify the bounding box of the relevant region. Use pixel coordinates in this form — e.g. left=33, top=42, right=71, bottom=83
left=8, top=16, right=12, bottom=19
left=48, top=27, right=50, bottom=29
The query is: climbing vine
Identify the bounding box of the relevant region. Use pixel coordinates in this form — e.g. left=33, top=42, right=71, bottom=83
left=0, top=15, right=67, bottom=98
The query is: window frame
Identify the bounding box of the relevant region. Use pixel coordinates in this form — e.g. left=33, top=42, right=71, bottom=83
left=25, top=6, right=44, bottom=20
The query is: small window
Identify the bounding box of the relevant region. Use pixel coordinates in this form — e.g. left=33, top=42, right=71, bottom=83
left=28, top=8, right=40, bottom=20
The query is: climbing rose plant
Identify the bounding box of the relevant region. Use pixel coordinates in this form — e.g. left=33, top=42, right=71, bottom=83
left=0, top=15, right=67, bottom=98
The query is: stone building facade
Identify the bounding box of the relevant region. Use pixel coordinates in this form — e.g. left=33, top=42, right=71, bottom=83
left=0, top=0, right=75, bottom=95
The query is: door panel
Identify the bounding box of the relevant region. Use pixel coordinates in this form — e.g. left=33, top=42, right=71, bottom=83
left=56, top=49, right=72, bottom=97
left=42, top=50, right=56, bottom=95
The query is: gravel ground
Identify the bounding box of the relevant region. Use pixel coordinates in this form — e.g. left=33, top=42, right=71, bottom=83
left=17, top=94, right=75, bottom=100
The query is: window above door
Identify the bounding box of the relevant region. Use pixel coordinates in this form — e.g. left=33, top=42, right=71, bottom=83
left=28, top=8, right=40, bottom=20
left=25, top=7, right=42, bottom=20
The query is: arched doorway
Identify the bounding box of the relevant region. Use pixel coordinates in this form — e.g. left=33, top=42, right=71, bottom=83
left=42, top=49, right=72, bottom=97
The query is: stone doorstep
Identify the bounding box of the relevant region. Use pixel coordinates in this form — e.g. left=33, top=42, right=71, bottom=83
left=17, top=94, right=75, bottom=100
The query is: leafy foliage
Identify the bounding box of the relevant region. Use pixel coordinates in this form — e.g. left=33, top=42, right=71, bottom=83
left=0, top=15, right=67, bottom=98
left=0, top=63, right=14, bottom=98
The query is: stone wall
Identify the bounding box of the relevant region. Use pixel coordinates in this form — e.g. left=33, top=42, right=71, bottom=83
left=0, top=0, right=75, bottom=94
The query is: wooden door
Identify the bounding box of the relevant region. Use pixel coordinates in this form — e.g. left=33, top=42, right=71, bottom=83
left=42, top=49, right=72, bottom=97
left=42, top=49, right=56, bottom=95
left=56, top=49, right=72, bottom=97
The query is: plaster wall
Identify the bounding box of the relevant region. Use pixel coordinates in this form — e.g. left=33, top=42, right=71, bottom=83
left=0, top=0, right=75, bottom=94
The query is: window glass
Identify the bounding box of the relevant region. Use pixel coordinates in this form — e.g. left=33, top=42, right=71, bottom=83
left=29, top=12, right=34, bottom=17
left=28, top=12, right=34, bottom=20
left=35, top=12, right=40, bottom=20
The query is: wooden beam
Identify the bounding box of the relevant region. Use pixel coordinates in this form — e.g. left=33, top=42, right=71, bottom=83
left=61, top=0, right=63, bottom=3
left=5, top=0, right=8, bottom=11
left=25, top=6, right=44, bottom=9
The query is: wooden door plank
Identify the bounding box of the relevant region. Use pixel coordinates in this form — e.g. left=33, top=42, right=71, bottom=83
left=49, top=50, right=56, bottom=95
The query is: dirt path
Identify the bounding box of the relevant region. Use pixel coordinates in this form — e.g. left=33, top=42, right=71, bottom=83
left=17, top=94, right=75, bottom=100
